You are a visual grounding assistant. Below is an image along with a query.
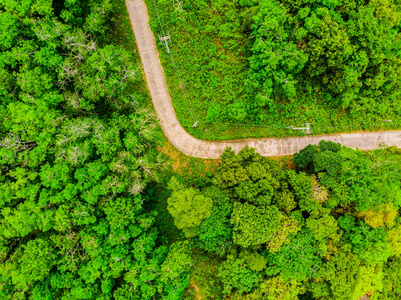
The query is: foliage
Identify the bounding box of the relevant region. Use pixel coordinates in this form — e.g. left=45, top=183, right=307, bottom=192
left=250, top=0, right=401, bottom=112
left=379, top=258, right=401, bottom=299
left=339, top=147, right=401, bottom=211
left=267, top=216, right=301, bottom=253
left=167, top=177, right=213, bottom=237
left=197, top=187, right=233, bottom=254
left=2, top=8, right=401, bottom=294
left=318, top=245, right=384, bottom=300
left=286, top=170, right=316, bottom=212
left=213, top=146, right=283, bottom=204
left=294, top=140, right=342, bottom=172
left=228, top=275, right=304, bottom=300
left=247, top=0, right=308, bottom=103
left=231, top=202, right=281, bottom=247
left=386, top=224, right=401, bottom=257
left=160, top=241, right=193, bottom=300
left=0, top=0, right=175, bottom=299
left=257, top=276, right=305, bottom=300
left=163, top=143, right=401, bottom=298
left=218, top=250, right=262, bottom=295
left=266, top=229, right=322, bottom=280
left=146, top=0, right=401, bottom=141
left=306, top=213, right=342, bottom=257
left=355, top=203, right=398, bottom=228
left=295, top=141, right=401, bottom=212
left=339, top=214, right=392, bottom=263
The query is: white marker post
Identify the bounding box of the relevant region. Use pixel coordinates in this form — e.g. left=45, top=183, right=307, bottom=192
left=288, top=123, right=312, bottom=134
left=159, top=34, right=171, bottom=53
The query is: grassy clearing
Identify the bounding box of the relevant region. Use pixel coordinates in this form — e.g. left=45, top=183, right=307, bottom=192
left=158, top=137, right=221, bottom=174
left=148, top=136, right=221, bottom=246
left=144, top=0, right=401, bottom=141
left=111, top=0, right=222, bottom=247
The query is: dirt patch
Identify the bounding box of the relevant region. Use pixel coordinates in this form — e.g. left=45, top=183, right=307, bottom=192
left=159, top=138, right=220, bottom=174
left=190, top=280, right=203, bottom=300
left=159, top=140, right=189, bottom=172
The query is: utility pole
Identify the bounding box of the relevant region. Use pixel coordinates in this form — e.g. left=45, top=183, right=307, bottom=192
left=287, top=123, right=312, bottom=134
left=175, top=0, right=184, bottom=11
left=159, top=34, right=171, bottom=53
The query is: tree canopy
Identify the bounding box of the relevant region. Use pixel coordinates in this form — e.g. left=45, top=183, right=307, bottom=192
left=0, top=0, right=186, bottom=299
left=160, top=143, right=401, bottom=299
left=1, top=0, right=401, bottom=299
left=145, top=0, right=401, bottom=140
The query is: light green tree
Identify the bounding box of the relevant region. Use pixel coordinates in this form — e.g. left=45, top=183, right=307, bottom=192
left=231, top=202, right=281, bottom=247
left=167, top=177, right=213, bottom=237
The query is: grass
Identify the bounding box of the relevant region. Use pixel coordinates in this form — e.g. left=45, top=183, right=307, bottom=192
left=143, top=0, right=401, bottom=141
left=109, top=0, right=223, bottom=247
left=106, top=0, right=139, bottom=58
left=109, top=3, right=304, bottom=300
left=158, top=137, right=220, bottom=175
left=147, top=135, right=221, bottom=246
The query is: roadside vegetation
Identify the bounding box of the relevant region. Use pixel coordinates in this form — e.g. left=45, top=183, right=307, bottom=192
left=146, top=0, right=401, bottom=140
left=1, top=0, right=401, bottom=300
left=167, top=142, right=401, bottom=299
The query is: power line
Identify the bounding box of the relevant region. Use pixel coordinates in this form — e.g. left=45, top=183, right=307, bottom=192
left=148, top=1, right=401, bottom=135
left=205, top=120, right=401, bottom=135
left=150, top=0, right=197, bottom=126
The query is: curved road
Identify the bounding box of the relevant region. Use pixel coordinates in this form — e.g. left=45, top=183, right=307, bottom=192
left=126, top=0, right=401, bottom=159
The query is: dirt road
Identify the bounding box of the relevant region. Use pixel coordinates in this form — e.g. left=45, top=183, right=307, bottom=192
left=126, top=0, right=401, bottom=159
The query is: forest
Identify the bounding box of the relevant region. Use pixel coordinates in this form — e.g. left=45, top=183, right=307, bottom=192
left=166, top=142, right=401, bottom=299
left=0, top=0, right=176, bottom=298
left=1, top=0, right=401, bottom=299
left=146, top=0, right=401, bottom=140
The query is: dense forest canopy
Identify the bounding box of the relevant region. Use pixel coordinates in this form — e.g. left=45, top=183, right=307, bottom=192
left=146, top=0, right=401, bottom=140
left=167, top=143, right=401, bottom=299
left=248, top=0, right=401, bottom=116
left=1, top=0, right=401, bottom=299
left=0, top=0, right=191, bottom=299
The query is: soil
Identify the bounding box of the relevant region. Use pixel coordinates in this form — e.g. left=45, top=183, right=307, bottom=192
left=190, top=280, right=203, bottom=300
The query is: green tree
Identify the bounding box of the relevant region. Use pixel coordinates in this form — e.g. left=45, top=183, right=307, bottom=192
left=257, top=276, right=305, bottom=300
left=339, top=215, right=391, bottom=264
left=197, top=187, right=233, bottom=254
left=318, top=245, right=384, bottom=300
left=266, top=230, right=321, bottom=280
left=231, top=202, right=281, bottom=247
left=247, top=0, right=401, bottom=114
left=11, top=239, right=56, bottom=289
left=247, top=0, right=308, bottom=109
left=167, top=177, right=213, bottom=237
left=160, top=241, right=193, bottom=300
left=268, top=216, right=300, bottom=253
left=306, top=213, right=342, bottom=257
left=218, top=251, right=262, bottom=295
left=380, top=258, right=401, bottom=299
left=387, top=224, right=401, bottom=257
left=0, top=1, right=169, bottom=299
left=213, top=146, right=284, bottom=206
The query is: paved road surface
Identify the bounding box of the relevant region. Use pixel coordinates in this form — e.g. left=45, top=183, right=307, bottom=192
left=126, top=0, right=401, bottom=159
